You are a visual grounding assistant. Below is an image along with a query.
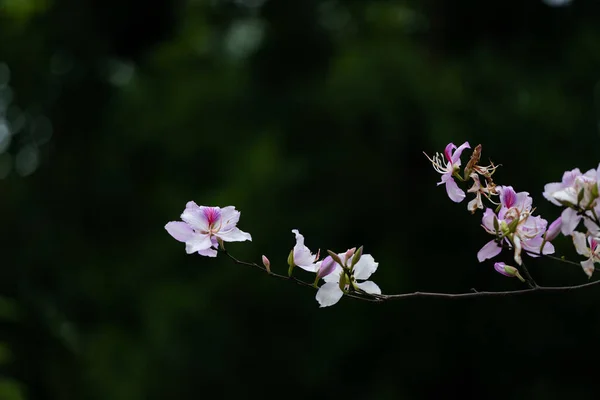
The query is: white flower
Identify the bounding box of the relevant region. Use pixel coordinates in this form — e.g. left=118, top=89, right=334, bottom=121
left=543, top=166, right=600, bottom=235
left=315, top=251, right=381, bottom=308
left=572, top=231, right=600, bottom=278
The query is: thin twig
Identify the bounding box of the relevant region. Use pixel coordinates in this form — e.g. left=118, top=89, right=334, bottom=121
left=378, top=280, right=600, bottom=299
left=220, top=250, right=600, bottom=303
left=222, top=250, right=382, bottom=302
left=519, top=261, right=537, bottom=288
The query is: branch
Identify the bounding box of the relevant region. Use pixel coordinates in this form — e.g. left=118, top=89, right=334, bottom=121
left=222, top=250, right=382, bottom=303
left=221, top=250, right=600, bottom=304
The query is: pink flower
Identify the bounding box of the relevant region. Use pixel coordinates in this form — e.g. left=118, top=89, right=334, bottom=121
left=165, top=202, right=252, bottom=257
left=477, top=186, right=554, bottom=265
left=425, top=141, right=471, bottom=203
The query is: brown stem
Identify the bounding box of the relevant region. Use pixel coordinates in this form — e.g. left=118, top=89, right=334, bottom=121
left=220, top=250, right=600, bottom=304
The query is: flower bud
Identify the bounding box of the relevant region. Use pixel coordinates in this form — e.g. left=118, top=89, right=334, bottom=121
left=338, top=271, right=349, bottom=291
left=287, top=249, right=295, bottom=277
left=262, top=255, right=271, bottom=273
left=350, top=246, right=363, bottom=269
left=316, top=256, right=336, bottom=280
left=493, top=215, right=500, bottom=235
left=506, top=217, right=520, bottom=235
left=544, top=217, right=562, bottom=242
left=326, top=250, right=344, bottom=267
left=493, top=262, right=525, bottom=282
left=345, top=247, right=356, bottom=260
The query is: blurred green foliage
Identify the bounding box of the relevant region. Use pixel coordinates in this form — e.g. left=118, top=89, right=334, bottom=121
left=1, top=0, right=600, bottom=398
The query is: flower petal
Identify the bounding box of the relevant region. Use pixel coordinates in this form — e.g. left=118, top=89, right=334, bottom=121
left=220, top=206, right=241, bottom=231
left=218, top=227, right=252, bottom=242
left=451, top=141, right=470, bottom=165
left=584, top=209, right=600, bottom=236
left=481, top=208, right=497, bottom=231
left=353, top=254, right=378, bottom=280
left=572, top=231, right=590, bottom=257
left=185, top=201, right=201, bottom=210
left=543, top=182, right=564, bottom=206
left=355, top=280, right=381, bottom=295
left=444, top=143, right=457, bottom=163
left=197, top=247, right=218, bottom=257
left=540, top=241, right=555, bottom=255
left=445, top=177, right=466, bottom=203
left=315, top=282, right=344, bottom=308
left=184, top=234, right=213, bottom=255
left=477, top=240, right=502, bottom=262
left=560, top=208, right=581, bottom=235
left=181, top=205, right=210, bottom=231
left=580, top=258, right=595, bottom=278
left=498, top=186, right=517, bottom=209
left=323, top=265, right=343, bottom=283
left=165, top=221, right=195, bottom=242
left=291, top=229, right=318, bottom=269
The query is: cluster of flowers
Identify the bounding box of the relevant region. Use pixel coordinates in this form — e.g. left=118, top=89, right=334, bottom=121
left=163, top=142, right=600, bottom=308
left=426, top=141, right=600, bottom=278
left=165, top=201, right=380, bottom=307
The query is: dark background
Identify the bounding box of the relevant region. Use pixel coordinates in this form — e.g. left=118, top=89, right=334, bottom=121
left=1, top=0, right=600, bottom=398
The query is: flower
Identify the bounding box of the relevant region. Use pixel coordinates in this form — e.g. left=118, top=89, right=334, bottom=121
left=425, top=141, right=471, bottom=203
left=165, top=202, right=251, bottom=257
left=290, top=229, right=319, bottom=272
left=493, top=262, right=525, bottom=282
left=572, top=232, right=600, bottom=278
left=543, top=165, right=600, bottom=235
left=466, top=173, right=496, bottom=213
left=315, top=250, right=381, bottom=308
left=477, top=186, right=554, bottom=265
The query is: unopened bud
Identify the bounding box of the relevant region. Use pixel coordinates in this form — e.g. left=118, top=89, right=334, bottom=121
left=350, top=246, right=363, bottom=269
left=287, top=249, right=295, bottom=277
left=506, top=217, right=520, bottom=234
left=345, top=247, right=356, bottom=260
left=326, top=250, right=344, bottom=267
left=316, top=256, right=336, bottom=280
left=493, top=262, right=525, bottom=282
left=544, top=217, right=562, bottom=242
left=338, top=271, right=349, bottom=291
left=493, top=216, right=500, bottom=235
left=262, top=255, right=271, bottom=273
